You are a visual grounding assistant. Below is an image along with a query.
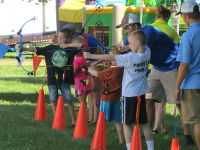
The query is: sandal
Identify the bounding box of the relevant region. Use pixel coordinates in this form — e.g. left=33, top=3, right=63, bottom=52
left=152, top=129, right=158, bottom=135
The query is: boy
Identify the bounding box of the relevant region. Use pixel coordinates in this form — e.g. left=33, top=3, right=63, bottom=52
left=83, top=30, right=154, bottom=150
left=18, top=27, right=81, bottom=127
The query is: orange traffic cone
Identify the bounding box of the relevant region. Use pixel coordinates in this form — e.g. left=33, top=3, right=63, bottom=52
left=32, top=55, right=43, bottom=76
left=171, top=138, right=180, bottom=150
left=130, top=125, right=142, bottom=150
left=90, top=112, right=106, bottom=150
left=52, top=96, right=67, bottom=130
left=73, top=102, right=89, bottom=138
left=34, top=89, right=47, bottom=121
left=130, top=95, right=142, bottom=150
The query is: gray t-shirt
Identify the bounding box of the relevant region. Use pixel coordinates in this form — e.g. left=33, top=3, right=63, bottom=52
left=115, top=46, right=151, bottom=97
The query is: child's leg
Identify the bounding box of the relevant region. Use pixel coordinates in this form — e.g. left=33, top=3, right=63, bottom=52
left=114, top=122, right=124, bottom=144
left=48, top=85, right=59, bottom=114
left=52, top=102, right=57, bottom=114
left=88, top=93, right=94, bottom=122
left=123, top=124, right=132, bottom=150
left=61, top=83, right=76, bottom=125
left=67, top=102, right=76, bottom=125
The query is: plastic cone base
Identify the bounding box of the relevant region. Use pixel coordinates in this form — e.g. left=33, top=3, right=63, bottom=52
left=171, top=138, right=180, bottom=150
left=73, top=102, right=89, bottom=138
left=34, top=89, right=47, bottom=121
left=130, top=125, right=142, bottom=150
left=52, top=96, right=67, bottom=130
left=90, top=112, right=106, bottom=150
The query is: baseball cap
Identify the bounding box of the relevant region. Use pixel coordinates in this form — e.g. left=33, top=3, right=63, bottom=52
left=116, top=14, right=139, bottom=28
left=62, top=23, right=76, bottom=31
left=176, top=0, right=199, bottom=15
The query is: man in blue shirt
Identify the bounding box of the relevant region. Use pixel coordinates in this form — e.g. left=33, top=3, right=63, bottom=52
left=175, top=1, right=200, bottom=149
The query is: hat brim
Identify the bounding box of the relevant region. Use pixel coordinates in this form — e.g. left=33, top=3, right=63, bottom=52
left=116, top=23, right=124, bottom=28
left=176, top=11, right=182, bottom=16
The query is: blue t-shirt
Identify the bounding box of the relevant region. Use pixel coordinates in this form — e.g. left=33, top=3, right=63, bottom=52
left=115, top=46, right=151, bottom=97
left=86, top=33, right=108, bottom=54
left=176, top=22, right=200, bottom=89
left=124, top=25, right=179, bottom=71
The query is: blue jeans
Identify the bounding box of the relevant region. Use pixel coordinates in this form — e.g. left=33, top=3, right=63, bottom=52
left=48, top=83, right=72, bottom=103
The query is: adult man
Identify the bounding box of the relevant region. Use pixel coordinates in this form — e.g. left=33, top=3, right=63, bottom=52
left=116, top=13, right=193, bottom=145
left=175, top=0, right=200, bottom=149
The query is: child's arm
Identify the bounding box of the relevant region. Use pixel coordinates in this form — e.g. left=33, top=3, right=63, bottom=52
left=83, top=52, right=115, bottom=61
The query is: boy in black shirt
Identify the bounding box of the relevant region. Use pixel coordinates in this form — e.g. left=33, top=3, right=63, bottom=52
left=19, top=27, right=81, bottom=127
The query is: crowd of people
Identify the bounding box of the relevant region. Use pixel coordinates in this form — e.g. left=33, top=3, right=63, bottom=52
left=18, top=1, right=200, bottom=150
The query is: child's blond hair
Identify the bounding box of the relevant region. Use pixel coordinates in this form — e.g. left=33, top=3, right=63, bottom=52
left=128, top=29, right=146, bottom=45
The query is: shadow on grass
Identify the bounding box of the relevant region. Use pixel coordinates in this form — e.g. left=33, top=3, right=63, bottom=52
left=0, top=92, right=79, bottom=104
left=0, top=76, right=44, bottom=84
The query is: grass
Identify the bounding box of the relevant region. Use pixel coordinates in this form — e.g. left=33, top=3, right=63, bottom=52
left=0, top=55, right=199, bottom=150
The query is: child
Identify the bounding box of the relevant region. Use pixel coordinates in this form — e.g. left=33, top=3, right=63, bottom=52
left=73, top=40, right=92, bottom=103
left=19, top=27, right=80, bottom=127
left=83, top=30, right=154, bottom=150
left=88, top=49, right=124, bottom=144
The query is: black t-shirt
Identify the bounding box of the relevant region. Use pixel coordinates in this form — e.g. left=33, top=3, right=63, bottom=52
left=36, top=45, right=80, bottom=85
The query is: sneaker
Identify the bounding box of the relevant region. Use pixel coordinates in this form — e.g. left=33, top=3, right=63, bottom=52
left=182, top=136, right=195, bottom=146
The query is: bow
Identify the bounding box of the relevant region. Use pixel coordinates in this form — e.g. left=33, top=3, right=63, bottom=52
left=16, top=17, right=36, bottom=75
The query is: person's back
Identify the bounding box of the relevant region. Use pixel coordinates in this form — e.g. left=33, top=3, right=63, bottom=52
left=177, top=18, right=200, bottom=89
left=151, top=5, right=180, bottom=43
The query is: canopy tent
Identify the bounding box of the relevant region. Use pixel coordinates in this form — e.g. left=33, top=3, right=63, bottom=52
left=59, top=0, right=85, bottom=23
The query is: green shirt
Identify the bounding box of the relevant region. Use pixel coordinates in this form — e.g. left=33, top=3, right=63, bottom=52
left=151, top=19, right=180, bottom=44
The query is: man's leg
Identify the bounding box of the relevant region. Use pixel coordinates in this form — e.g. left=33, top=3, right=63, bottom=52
left=177, top=104, right=194, bottom=145
left=153, top=101, right=166, bottom=133
left=141, top=123, right=154, bottom=150
left=146, top=99, right=155, bottom=129
left=194, top=124, right=200, bottom=150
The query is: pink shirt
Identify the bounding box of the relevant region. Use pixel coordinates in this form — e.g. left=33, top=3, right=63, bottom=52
left=73, top=56, right=91, bottom=91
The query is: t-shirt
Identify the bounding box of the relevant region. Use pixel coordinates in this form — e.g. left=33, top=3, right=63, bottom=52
left=85, top=33, right=109, bottom=54
left=151, top=19, right=180, bottom=43
left=124, top=25, right=179, bottom=71
left=36, top=45, right=79, bottom=85
left=98, top=66, right=123, bottom=101
left=73, top=55, right=91, bottom=91
left=176, top=22, right=200, bottom=89
left=115, top=46, right=151, bottom=97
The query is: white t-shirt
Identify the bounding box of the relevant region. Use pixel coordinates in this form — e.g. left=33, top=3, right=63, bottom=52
left=115, top=46, right=151, bottom=97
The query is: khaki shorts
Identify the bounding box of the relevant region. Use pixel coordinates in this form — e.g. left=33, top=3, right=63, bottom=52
left=181, top=89, right=200, bottom=124
left=146, top=68, right=179, bottom=104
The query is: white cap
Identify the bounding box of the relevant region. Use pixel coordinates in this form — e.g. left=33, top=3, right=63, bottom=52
left=176, top=0, right=199, bottom=15
left=116, top=14, right=139, bottom=28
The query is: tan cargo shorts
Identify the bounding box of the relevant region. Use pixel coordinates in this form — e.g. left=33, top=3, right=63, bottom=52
left=146, top=68, right=180, bottom=104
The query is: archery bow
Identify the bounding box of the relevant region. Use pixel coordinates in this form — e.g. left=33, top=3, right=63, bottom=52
left=16, top=17, right=36, bottom=75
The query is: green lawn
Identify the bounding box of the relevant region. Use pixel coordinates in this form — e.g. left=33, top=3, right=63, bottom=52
left=0, top=55, right=198, bottom=150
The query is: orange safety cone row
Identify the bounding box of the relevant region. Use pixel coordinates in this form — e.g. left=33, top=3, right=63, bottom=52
left=73, top=102, right=89, bottom=138
left=32, top=55, right=43, bottom=76
left=130, top=95, right=142, bottom=150
left=34, top=89, right=47, bottom=121
left=52, top=96, right=67, bottom=130
left=90, top=112, right=106, bottom=150
left=171, top=138, right=180, bottom=150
